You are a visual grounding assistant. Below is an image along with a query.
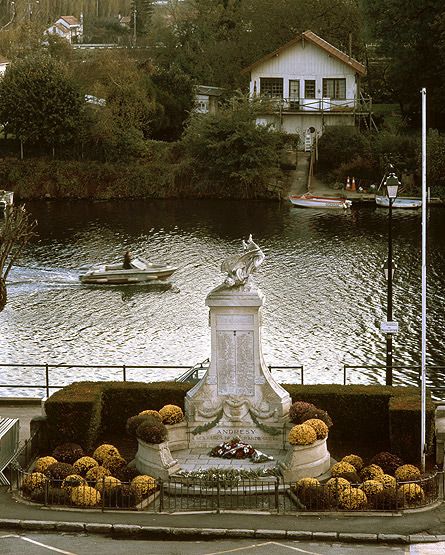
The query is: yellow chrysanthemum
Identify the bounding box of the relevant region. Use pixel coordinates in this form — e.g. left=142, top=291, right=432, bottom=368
left=288, top=424, right=317, bottom=445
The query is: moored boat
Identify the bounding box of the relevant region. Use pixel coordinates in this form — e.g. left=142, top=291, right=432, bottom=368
left=79, top=256, right=177, bottom=285
left=289, top=194, right=352, bottom=209
left=375, top=196, right=421, bottom=209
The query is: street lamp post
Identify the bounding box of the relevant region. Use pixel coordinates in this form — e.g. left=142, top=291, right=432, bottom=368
left=384, top=172, right=400, bottom=385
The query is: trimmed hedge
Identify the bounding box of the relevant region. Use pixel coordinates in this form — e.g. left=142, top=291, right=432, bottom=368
left=101, top=381, right=190, bottom=435
left=45, top=382, right=103, bottom=452
left=389, top=394, right=435, bottom=463
left=44, top=382, right=434, bottom=462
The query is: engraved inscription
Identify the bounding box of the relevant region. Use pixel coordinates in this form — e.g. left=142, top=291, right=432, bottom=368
left=217, top=314, right=254, bottom=327
left=217, top=331, right=236, bottom=395
left=236, top=331, right=254, bottom=396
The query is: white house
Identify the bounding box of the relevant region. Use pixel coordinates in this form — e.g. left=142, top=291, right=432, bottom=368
left=242, top=30, right=370, bottom=146
left=46, top=15, right=83, bottom=44
left=0, top=56, right=10, bottom=77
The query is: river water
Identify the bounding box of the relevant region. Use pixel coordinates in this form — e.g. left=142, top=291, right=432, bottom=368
left=1, top=199, right=444, bottom=396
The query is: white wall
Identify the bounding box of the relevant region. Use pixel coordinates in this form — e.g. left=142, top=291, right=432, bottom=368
left=249, top=40, right=358, bottom=101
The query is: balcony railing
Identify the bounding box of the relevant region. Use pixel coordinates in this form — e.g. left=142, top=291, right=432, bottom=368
left=257, top=95, right=372, bottom=114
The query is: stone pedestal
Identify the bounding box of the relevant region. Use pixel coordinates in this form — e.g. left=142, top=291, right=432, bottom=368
left=279, top=439, right=331, bottom=481
left=185, top=283, right=291, bottom=449
left=135, top=439, right=181, bottom=480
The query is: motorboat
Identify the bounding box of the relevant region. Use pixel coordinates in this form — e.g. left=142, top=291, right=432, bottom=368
left=375, top=196, right=421, bottom=209
left=289, top=194, right=352, bottom=209
left=0, top=190, right=14, bottom=212
left=79, top=256, right=177, bottom=285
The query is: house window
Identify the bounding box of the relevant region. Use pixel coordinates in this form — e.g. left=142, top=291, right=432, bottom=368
left=260, top=78, right=283, bottom=98
left=304, top=80, right=316, bottom=99
left=322, top=78, right=346, bottom=99
left=289, top=80, right=300, bottom=109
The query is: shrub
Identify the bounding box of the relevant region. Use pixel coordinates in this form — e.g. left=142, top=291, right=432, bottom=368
left=395, top=464, right=421, bottom=482
left=136, top=420, right=168, bottom=444
left=44, top=462, right=76, bottom=481
left=359, top=464, right=384, bottom=481
left=85, top=465, right=111, bottom=482
left=325, top=477, right=351, bottom=503
left=379, top=473, right=397, bottom=491
left=304, top=418, right=329, bottom=439
left=70, top=485, right=101, bottom=507
left=93, top=444, right=120, bottom=464
left=159, top=404, right=184, bottom=425
left=338, top=487, right=368, bottom=510
left=102, top=455, right=127, bottom=477
left=130, top=475, right=157, bottom=499
left=61, top=474, right=86, bottom=493
left=341, top=454, right=364, bottom=472
left=360, top=479, right=384, bottom=498
left=95, top=476, right=121, bottom=492
left=138, top=409, right=162, bottom=421
left=52, top=443, right=85, bottom=464
left=330, top=462, right=359, bottom=482
left=372, top=488, right=398, bottom=510
left=288, top=424, right=317, bottom=446
left=317, top=127, right=372, bottom=174
left=289, top=401, right=332, bottom=428
left=104, top=484, right=138, bottom=508
left=295, top=477, right=320, bottom=494
left=31, top=486, right=69, bottom=505
left=294, top=478, right=327, bottom=510
left=126, top=414, right=159, bottom=437
left=369, top=452, right=404, bottom=476
left=34, top=456, right=58, bottom=473
left=21, top=472, right=49, bottom=496
left=73, top=456, right=98, bottom=476
left=397, top=483, right=425, bottom=507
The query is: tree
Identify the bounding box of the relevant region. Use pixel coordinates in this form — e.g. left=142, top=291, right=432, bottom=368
left=150, top=65, right=196, bottom=141
left=363, top=0, right=445, bottom=128
left=0, top=54, right=83, bottom=157
left=150, top=0, right=365, bottom=90
left=0, top=205, right=37, bottom=311
left=131, top=0, right=155, bottom=40
left=181, top=93, right=285, bottom=197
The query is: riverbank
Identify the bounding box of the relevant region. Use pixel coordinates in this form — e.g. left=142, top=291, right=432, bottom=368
left=0, top=156, right=289, bottom=201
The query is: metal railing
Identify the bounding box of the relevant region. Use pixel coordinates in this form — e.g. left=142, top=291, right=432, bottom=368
left=0, top=363, right=194, bottom=397
left=343, top=365, right=445, bottom=389
left=259, top=96, right=372, bottom=114
left=11, top=469, right=442, bottom=513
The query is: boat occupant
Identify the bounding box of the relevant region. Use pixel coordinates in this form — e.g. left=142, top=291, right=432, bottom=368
left=123, top=250, right=132, bottom=269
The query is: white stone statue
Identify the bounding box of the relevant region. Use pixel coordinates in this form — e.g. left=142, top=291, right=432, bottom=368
left=221, top=234, right=265, bottom=287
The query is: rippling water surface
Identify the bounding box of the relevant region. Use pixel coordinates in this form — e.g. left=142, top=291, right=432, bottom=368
left=1, top=199, right=444, bottom=395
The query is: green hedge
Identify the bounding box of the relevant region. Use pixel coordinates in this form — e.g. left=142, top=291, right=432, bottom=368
left=44, top=382, right=434, bottom=463
left=45, top=382, right=103, bottom=452
left=389, top=394, right=435, bottom=463
left=100, top=381, right=191, bottom=435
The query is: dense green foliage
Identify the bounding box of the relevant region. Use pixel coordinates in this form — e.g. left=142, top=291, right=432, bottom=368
left=317, top=126, right=444, bottom=195
left=44, top=381, right=434, bottom=463
left=0, top=54, right=83, bottom=152
left=363, top=0, right=445, bottom=128
left=181, top=95, right=285, bottom=197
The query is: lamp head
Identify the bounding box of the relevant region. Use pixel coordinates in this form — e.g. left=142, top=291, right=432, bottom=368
left=384, top=173, right=400, bottom=199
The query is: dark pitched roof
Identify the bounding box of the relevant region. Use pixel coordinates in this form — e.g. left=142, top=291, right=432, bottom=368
left=242, top=30, right=366, bottom=77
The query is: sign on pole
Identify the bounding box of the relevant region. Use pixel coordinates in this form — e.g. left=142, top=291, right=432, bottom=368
left=380, top=321, right=399, bottom=334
